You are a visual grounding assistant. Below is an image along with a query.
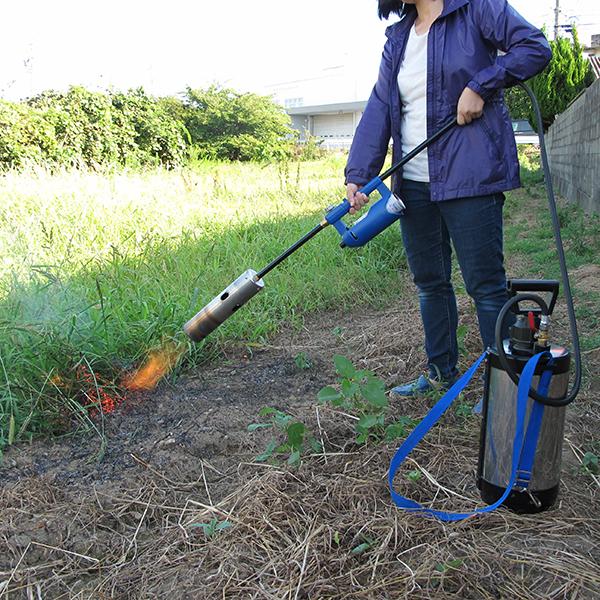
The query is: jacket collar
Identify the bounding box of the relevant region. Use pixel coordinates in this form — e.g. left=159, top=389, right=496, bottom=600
left=440, top=0, right=470, bottom=18
left=385, top=0, right=470, bottom=39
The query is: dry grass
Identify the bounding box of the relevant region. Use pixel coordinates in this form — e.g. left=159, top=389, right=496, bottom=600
left=1, top=409, right=598, bottom=599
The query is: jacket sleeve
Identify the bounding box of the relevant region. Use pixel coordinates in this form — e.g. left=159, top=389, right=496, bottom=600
left=467, top=0, right=552, bottom=100
left=344, top=38, right=393, bottom=186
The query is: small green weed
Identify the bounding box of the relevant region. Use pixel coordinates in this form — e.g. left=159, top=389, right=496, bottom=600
left=190, top=518, right=231, bottom=538
left=456, top=324, right=469, bottom=357
left=331, top=326, right=344, bottom=338
left=249, top=407, right=321, bottom=465
left=455, top=401, right=473, bottom=419
left=434, top=558, right=464, bottom=573
left=318, top=355, right=416, bottom=445
left=294, top=352, right=312, bottom=370
left=405, top=469, right=422, bottom=482
left=581, top=452, right=599, bottom=476
left=351, top=537, right=375, bottom=555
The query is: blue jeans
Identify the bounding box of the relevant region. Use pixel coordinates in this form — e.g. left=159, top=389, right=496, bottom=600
left=398, top=179, right=510, bottom=380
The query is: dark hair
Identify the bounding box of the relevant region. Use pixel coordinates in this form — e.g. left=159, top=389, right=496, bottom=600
left=378, top=0, right=405, bottom=19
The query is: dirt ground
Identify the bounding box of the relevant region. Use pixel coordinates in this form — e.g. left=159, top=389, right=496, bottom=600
left=1, top=293, right=599, bottom=599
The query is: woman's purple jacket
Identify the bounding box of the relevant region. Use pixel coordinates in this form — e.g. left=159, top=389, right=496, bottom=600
left=344, top=0, right=552, bottom=201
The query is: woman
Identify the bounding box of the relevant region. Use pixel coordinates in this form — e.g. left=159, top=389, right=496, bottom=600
left=345, top=0, right=551, bottom=397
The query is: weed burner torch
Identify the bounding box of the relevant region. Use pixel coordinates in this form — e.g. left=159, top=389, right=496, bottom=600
left=183, top=120, right=457, bottom=342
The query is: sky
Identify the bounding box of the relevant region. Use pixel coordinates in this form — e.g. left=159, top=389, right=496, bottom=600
left=1, top=0, right=598, bottom=103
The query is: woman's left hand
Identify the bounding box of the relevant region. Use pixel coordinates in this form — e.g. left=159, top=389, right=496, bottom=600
left=457, top=87, right=485, bottom=125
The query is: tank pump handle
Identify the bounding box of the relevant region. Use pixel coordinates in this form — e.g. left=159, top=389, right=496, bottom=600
left=507, top=279, right=559, bottom=316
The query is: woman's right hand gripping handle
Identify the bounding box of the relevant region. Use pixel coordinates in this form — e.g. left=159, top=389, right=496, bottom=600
left=346, top=183, right=370, bottom=215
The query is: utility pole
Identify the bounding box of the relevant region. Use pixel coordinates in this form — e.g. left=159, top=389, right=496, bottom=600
left=554, top=0, right=561, bottom=40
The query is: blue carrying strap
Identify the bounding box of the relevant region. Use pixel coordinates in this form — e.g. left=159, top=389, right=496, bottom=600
left=515, top=367, right=552, bottom=490
left=388, top=351, right=553, bottom=521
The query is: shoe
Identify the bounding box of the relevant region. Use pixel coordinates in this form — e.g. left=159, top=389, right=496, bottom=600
left=390, top=373, right=456, bottom=399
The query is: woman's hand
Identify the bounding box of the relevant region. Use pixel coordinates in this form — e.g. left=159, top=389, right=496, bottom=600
left=457, top=87, right=485, bottom=125
left=346, top=183, right=369, bottom=214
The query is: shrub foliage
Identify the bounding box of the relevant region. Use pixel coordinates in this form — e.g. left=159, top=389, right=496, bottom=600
left=504, top=28, right=594, bottom=130
left=0, top=85, right=293, bottom=170
left=183, top=86, right=293, bottom=162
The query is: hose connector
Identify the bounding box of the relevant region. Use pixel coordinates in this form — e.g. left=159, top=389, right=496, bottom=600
left=537, top=315, right=551, bottom=348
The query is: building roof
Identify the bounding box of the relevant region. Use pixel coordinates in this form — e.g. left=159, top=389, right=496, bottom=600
left=286, top=100, right=367, bottom=115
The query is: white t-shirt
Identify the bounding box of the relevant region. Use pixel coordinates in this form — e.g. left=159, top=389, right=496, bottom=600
left=397, top=24, right=429, bottom=182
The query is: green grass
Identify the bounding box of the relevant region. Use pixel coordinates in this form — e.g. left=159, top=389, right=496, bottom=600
left=1, top=149, right=598, bottom=451
left=0, top=156, right=408, bottom=448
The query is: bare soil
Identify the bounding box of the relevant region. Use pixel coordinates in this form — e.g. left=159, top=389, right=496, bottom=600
left=1, top=294, right=599, bottom=599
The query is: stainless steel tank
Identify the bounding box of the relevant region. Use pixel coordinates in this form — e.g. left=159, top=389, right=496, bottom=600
left=477, top=342, right=571, bottom=512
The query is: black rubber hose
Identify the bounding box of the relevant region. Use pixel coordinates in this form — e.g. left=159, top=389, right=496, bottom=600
left=494, top=83, right=582, bottom=406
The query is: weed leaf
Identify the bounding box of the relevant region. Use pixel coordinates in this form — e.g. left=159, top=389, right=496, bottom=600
left=287, top=449, right=301, bottom=466
left=385, top=421, right=407, bottom=442
left=318, top=386, right=342, bottom=404
left=255, top=439, right=277, bottom=462
left=247, top=423, right=271, bottom=432
left=341, top=379, right=359, bottom=397
left=294, top=352, right=312, bottom=370
left=583, top=452, right=599, bottom=475
left=274, top=412, right=293, bottom=429
left=334, top=355, right=356, bottom=379
left=405, top=469, right=422, bottom=482
left=357, top=413, right=384, bottom=430
left=308, top=437, right=323, bottom=453
left=351, top=542, right=372, bottom=555
left=361, top=380, right=388, bottom=408
left=286, top=422, right=305, bottom=449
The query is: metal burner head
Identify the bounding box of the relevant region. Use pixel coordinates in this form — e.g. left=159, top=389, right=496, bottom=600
left=183, top=269, right=265, bottom=342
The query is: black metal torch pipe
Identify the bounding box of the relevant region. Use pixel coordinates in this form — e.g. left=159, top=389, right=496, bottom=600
left=256, top=221, right=328, bottom=280
left=378, top=118, right=457, bottom=181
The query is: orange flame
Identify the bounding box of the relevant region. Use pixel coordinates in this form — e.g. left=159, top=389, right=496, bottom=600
left=76, top=365, right=123, bottom=415
left=123, top=342, right=184, bottom=391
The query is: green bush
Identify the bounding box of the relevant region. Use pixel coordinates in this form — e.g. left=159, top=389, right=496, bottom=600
left=110, top=89, right=189, bottom=168
left=505, top=28, right=594, bottom=130
left=0, top=100, right=61, bottom=168
left=0, top=84, right=295, bottom=170
left=183, top=85, right=294, bottom=162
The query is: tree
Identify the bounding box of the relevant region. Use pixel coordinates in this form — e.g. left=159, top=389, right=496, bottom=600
left=504, top=28, right=594, bottom=130
left=183, top=86, right=293, bottom=162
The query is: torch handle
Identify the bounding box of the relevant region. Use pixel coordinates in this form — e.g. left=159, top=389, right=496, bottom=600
left=257, top=119, right=457, bottom=280
left=325, top=118, right=457, bottom=227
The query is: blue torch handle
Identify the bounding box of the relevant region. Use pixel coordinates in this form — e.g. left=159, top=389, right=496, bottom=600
left=325, top=118, right=457, bottom=242
left=325, top=177, right=383, bottom=229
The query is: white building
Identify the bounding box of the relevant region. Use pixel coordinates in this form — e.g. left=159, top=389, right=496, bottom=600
left=287, top=100, right=367, bottom=149
left=265, top=65, right=369, bottom=149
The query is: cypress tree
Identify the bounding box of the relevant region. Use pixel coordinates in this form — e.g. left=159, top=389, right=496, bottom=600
left=505, top=27, right=594, bottom=131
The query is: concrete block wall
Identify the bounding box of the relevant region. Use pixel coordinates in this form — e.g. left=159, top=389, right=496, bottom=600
left=546, top=79, right=600, bottom=214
